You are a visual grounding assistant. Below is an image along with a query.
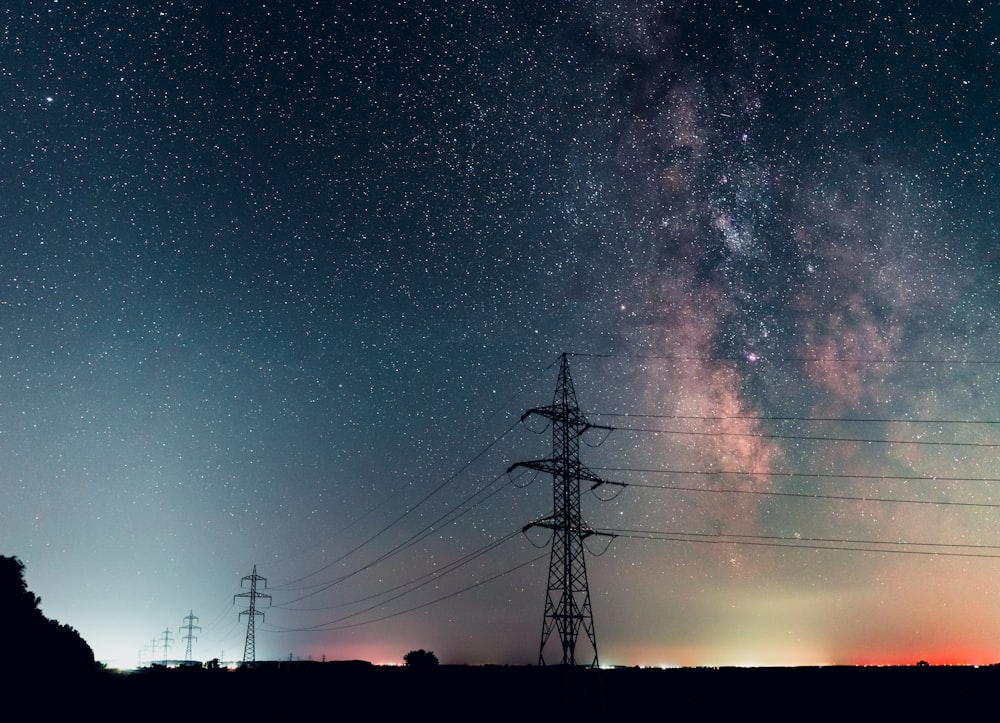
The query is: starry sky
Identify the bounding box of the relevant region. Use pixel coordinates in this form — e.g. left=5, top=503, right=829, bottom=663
left=3, top=0, right=1000, bottom=669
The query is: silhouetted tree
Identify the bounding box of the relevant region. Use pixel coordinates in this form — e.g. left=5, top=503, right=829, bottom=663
left=0, top=554, right=42, bottom=614
left=403, top=649, right=439, bottom=667
left=0, top=555, right=96, bottom=676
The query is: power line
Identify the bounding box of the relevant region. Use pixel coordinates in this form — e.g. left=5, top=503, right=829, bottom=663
left=589, top=467, right=1000, bottom=509
left=267, top=531, right=524, bottom=630
left=305, top=553, right=548, bottom=632
left=275, top=358, right=560, bottom=591
left=238, top=352, right=1000, bottom=656
left=274, top=472, right=523, bottom=608
left=597, top=526, right=1000, bottom=559
left=607, top=425, right=1000, bottom=447
left=592, top=466, right=1000, bottom=484
left=273, top=418, right=523, bottom=594
left=592, top=412, right=1000, bottom=425
left=569, top=351, right=1000, bottom=364
left=602, top=480, right=1000, bottom=510
left=275, top=467, right=525, bottom=607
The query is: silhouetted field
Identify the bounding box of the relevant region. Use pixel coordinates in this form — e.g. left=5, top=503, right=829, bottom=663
left=22, top=661, right=1000, bottom=719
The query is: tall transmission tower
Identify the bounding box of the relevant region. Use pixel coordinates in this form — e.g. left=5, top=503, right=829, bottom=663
left=179, top=610, right=201, bottom=663
left=509, top=353, right=612, bottom=667
left=234, top=565, right=271, bottom=666
left=159, top=628, right=174, bottom=665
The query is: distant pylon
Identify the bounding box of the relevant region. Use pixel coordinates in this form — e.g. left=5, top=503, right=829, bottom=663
left=235, top=565, right=271, bottom=666
left=159, top=628, right=174, bottom=665
left=180, top=610, right=201, bottom=663
left=509, top=353, right=612, bottom=666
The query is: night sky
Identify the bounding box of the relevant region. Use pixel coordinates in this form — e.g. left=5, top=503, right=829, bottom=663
left=4, top=0, right=1000, bottom=669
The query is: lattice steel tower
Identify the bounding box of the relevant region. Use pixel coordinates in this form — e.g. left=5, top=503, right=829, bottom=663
left=234, top=565, right=271, bottom=666
left=158, top=628, right=173, bottom=665
left=179, top=610, right=201, bottom=663
left=509, top=353, right=609, bottom=666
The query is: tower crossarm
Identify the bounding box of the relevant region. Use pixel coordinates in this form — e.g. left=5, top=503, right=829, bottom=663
left=523, top=517, right=616, bottom=540
left=507, top=459, right=558, bottom=476
left=508, top=460, right=621, bottom=490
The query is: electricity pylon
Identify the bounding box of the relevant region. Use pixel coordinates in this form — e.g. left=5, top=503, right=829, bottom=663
left=159, top=628, right=173, bottom=665
left=235, top=565, right=271, bottom=666
left=180, top=610, right=201, bottom=663
left=509, top=353, right=612, bottom=667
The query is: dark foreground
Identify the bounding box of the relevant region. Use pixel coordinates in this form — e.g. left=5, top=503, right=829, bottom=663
left=19, top=661, right=1000, bottom=719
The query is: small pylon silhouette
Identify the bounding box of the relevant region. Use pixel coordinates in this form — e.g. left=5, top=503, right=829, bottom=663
left=180, top=610, right=201, bottom=663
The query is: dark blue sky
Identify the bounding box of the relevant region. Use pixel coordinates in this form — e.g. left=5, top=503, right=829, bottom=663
left=4, top=0, right=1000, bottom=668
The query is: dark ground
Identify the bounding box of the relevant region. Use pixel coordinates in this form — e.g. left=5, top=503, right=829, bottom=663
left=19, top=661, right=1000, bottom=719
